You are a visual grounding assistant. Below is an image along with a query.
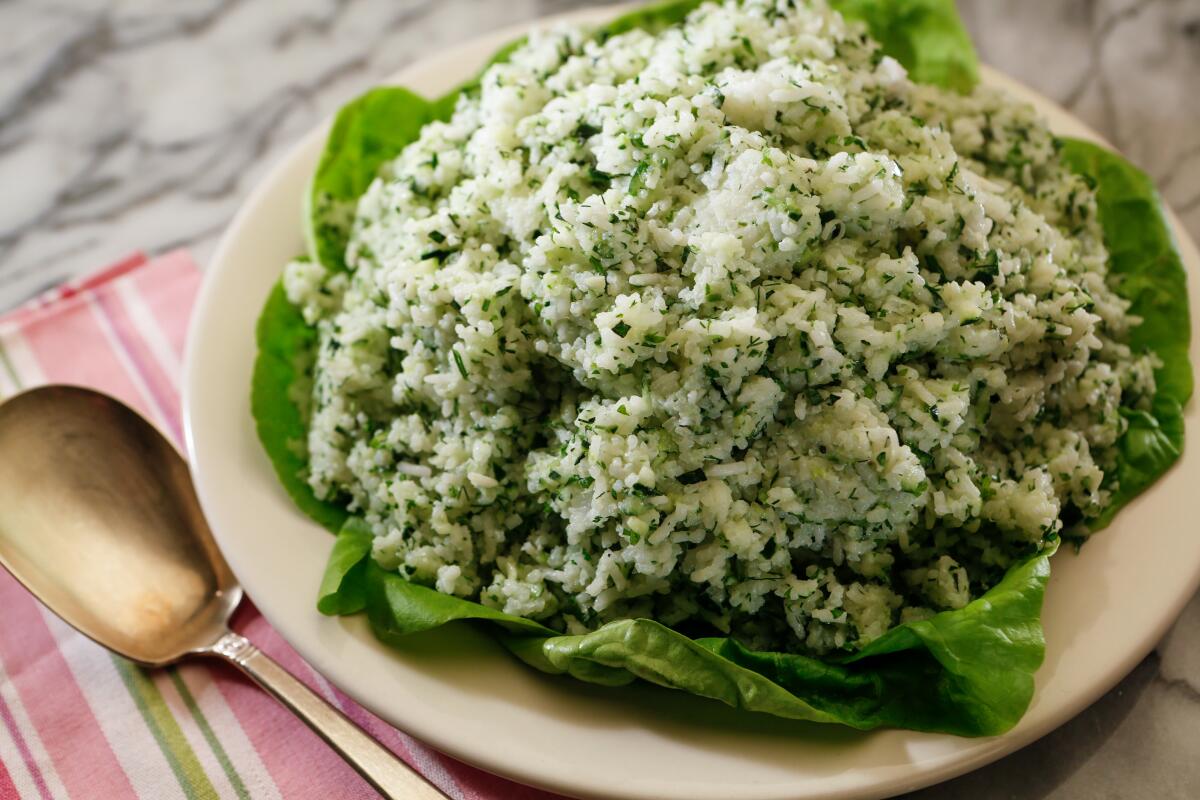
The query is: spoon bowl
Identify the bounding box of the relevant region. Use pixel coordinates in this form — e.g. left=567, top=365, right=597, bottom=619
left=0, top=385, right=446, bottom=799
left=0, top=385, right=238, bottom=666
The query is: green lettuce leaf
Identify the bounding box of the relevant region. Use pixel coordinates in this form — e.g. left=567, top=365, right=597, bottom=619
left=306, top=88, right=439, bottom=271
left=319, top=521, right=1054, bottom=735
left=251, top=279, right=349, bottom=532
left=1058, top=138, right=1193, bottom=530
left=310, top=39, right=532, bottom=270
left=316, top=517, right=373, bottom=614
left=832, top=0, right=978, bottom=92
left=592, top=0, right=705, bottom=39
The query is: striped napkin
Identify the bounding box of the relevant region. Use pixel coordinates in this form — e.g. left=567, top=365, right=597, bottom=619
left=0, top=252, right=561, bottom=800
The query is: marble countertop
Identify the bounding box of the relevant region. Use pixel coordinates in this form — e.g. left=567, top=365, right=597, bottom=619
left=2, top=0, right=1197, bottom=797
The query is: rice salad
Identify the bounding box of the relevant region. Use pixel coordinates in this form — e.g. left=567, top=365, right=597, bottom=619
left=284, top=0, right=1156, bottom=655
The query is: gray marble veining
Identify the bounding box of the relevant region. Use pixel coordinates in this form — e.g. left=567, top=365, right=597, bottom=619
left=1, top=1, right=1197, bottom=797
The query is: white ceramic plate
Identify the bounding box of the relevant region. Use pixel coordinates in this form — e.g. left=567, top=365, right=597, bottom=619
left=184, top=7, right=1200, bottom=799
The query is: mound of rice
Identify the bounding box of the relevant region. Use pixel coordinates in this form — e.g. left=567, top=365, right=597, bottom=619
left=285, top=0, right=1156, bottom=654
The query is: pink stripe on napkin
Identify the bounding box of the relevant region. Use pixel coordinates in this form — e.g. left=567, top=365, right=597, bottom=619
left=0, top=251, right=569, bottom=800
left=0, top=691, right=52, bottom=800
left=0, top=584, right=137, bottom=800
left=0, top=761, right=19, bottom=799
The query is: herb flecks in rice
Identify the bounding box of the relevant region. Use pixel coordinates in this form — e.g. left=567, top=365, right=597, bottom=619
left=285, top=0, right=1155, bottom=654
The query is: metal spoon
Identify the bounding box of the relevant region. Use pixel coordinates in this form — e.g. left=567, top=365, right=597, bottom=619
left=0, top=385, right=447, bottom=800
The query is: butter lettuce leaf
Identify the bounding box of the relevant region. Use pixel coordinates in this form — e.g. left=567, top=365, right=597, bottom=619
left=251, top=279, right=349, bottom=533
left=306, top=88, right=438, bottom=272
left=1058, top=138, right=1192, bottom=531
left=832, top=0, right=978, bottom=92
left=319, top=522, right=1053, bottom=735
left=310, top=44, right=530, bottom=270
left=316, top=517, right=373, bottom=614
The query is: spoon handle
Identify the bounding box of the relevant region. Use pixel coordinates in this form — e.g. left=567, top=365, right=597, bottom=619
left=209, top=631, right=449, bottom=799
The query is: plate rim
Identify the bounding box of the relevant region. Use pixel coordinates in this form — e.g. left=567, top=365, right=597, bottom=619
left=183, top=7, right=1200, bottom=800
